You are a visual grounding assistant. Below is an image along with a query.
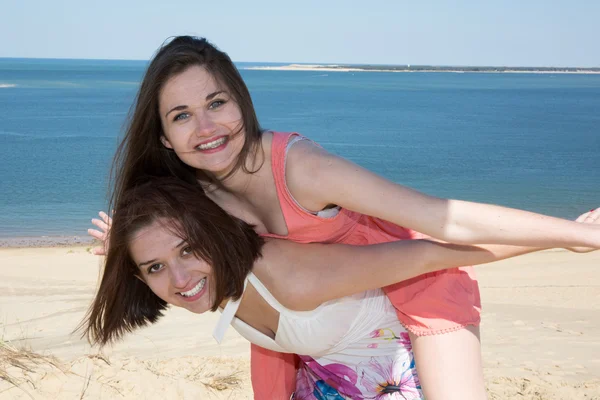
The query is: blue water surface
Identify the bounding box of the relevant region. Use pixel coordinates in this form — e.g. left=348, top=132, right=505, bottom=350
left=0, top=58, right=599, bottom=237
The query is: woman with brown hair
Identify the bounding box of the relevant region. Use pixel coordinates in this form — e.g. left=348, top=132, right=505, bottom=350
left=89, top=35, right=600, bottom=399
left=84, top=177, right=595, bottom=399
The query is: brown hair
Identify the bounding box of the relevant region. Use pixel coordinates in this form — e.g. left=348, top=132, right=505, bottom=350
left=110, top=36, right=263, bottom=213
left=82, top=177, right=264, bottom=346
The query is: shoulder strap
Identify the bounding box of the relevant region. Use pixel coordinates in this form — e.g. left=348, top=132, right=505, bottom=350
left=212, top=272, right=287, bottom=343
left=212, top=278, right=248, bottom=344
left=270, top=131, right=300, bottom=186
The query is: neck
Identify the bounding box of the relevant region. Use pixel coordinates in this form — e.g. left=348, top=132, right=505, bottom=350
left=202, top=141, right=264, bottom=196
left=221, top=167, right=255, bottom=195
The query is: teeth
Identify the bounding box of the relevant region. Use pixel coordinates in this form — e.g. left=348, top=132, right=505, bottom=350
left=180, top=278, right=206, bottom=297
left=196, top=137, right=226, bottom=150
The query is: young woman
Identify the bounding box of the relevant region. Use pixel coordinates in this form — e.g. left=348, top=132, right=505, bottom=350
left=89, top=36, right=600, bottom=399
left=84, top=178, right=594, bottom=399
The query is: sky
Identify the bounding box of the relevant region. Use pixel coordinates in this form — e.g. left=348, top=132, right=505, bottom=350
left=1, top=0, right=599, bottom=67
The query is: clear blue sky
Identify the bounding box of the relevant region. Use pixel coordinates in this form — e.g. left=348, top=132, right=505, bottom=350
left=2, top=0, right=598, bottom=67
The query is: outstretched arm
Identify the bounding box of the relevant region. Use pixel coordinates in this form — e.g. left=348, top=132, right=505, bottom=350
left=286, top=140, right=600, bottom=250
left=258, top=238, right=545, bottom=311
left=259, top=210, right=598, bottom=311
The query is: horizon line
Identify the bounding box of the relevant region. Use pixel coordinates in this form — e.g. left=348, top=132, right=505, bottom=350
left=0, top=56, right=599, bottom=70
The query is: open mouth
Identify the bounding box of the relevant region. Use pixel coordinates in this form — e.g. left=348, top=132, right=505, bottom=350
left=178, top=277, right=206, bottom=299
left=195, top=136, right=228, bottom=151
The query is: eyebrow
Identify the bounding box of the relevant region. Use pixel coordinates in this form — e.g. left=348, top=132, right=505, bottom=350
left=164, top=90, right=227, bottom=118
left=137, top=239, right=187, bottom=269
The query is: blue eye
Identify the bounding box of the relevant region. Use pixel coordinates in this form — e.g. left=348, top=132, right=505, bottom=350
left=209, top=100, right=225, bottom=110
left=147, top=263, right=164, bottom=274
left=173, top=112, right=190, bottom=122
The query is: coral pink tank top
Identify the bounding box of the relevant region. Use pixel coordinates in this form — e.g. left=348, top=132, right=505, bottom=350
left=262, top=131, right=420, bottom=245
left=262, top=131, right=481, bottom=337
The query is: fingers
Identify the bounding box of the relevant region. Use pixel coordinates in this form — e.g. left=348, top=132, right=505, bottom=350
left=87, top=228, right=106, bottom=241
left=575, top=211, right=592, bottom=223
left=91, top=218, right=109, bottom=233
left=575, top=208, right=599, bottom=224
left=99, top=211, right=113, bottom=225
left=88, top=211, right=112, bottom=257
left=583, top=208, right=600, bottom=224
left=92, top=247, right=107, bottom=256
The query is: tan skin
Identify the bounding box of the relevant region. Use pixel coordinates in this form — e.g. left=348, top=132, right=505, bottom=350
left=129, top=219, right=280, bottom=338
left=155, top=66, right=600, bottom=249
left=101, top=209, right=599, bottom=400
left=129, top=212, right=599, bottom=342
left=156, top=67, right=600, bottom=249
left=129, top=220, right=561, bottom=340
left=92, top=64, right=600, bottom=400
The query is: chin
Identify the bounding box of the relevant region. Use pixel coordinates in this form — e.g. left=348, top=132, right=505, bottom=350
left=190, top=300, right=214, bottom=315
left=189, top=308, right=210, bottom=315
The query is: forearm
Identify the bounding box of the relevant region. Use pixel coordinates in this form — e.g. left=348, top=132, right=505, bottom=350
left=442, top=200, right=597, bottom=248
left=257, top=239, right=546, bottom=310
left=423, top=241, right=546, bottom=274
left=256, top=239, right=431, bottom=310
left=340, top=240, right=546, bottom=284
left=290, top=144, right=598, bottom=249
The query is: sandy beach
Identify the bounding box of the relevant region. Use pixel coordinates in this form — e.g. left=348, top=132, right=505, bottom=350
left=1, top=245, right=599, bottom=399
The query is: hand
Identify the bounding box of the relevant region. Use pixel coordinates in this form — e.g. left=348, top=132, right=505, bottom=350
left=566, top=208, right=600, bottom=253
left=87, top=211, right=112, bottom=256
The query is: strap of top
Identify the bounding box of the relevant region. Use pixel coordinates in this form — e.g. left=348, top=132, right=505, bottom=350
left=246, top=272, right=287, bottom=312
left=212, top=278, right=247, bottom=344
left=270, top=131, right=301, bottom=209
left=212, top=273, right=284, bottom=344
left=270, top=132, right=322, bottom=234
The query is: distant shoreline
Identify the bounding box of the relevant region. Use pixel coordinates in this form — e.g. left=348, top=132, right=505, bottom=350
left=244, top=64, right=600, bottom=74
left=0, top=235, right=94, bottom=248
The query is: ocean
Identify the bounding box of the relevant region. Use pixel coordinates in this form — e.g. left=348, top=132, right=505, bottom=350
left=0, top=58, right=599, bottom=238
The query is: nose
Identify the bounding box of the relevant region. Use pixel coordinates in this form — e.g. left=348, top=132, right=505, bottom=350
left=169, top=261, right=191, bottom=290
left=194, top=110, right=217, bottom=137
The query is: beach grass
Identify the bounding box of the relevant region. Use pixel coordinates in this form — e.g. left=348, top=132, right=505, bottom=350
left=0, top=338, right=63, bottom=398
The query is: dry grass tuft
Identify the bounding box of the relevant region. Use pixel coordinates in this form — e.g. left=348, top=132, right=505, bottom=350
left=0, top=339, right=63, bottom=398
left=202, top=370, right=244, bottom=391
left=85, top=353, right=111, bottom=366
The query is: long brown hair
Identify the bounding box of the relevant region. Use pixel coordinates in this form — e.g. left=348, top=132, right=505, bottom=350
left=110, top=36, right=263, bottom=214
left=82, top=177, right=264, bottom=346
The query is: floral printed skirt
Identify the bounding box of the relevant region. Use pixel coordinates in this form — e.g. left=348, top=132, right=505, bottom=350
left=293, top=330, right=423, bottom=399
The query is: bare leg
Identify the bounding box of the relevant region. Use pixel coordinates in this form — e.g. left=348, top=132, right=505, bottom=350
left=410, top=326, right=487, bottom=400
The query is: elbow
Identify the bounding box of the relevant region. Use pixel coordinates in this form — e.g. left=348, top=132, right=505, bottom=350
left=415, top=239, right=461, bottom=274
left=411, top=240, right=440, bottom=274
left=436, top=225, right=477, bottom=245
left=280, top=283, right=321, bottom=312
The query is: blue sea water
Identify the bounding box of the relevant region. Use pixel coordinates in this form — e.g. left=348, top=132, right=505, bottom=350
left=0, top=58, right=599, bottom=238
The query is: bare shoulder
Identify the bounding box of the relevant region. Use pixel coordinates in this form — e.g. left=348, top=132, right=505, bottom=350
left=252, top=239, right=325, bottom=311
left=286, top=137, right=332, bottom=171
left=259, top=130, right=274, bottom=160
left=285, top=138, right=339, bottom=211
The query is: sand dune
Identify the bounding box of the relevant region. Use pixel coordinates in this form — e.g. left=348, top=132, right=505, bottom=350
left=1, top=246, right=599, bottom=399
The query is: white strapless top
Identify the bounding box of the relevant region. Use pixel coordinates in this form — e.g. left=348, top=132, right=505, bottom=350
left=214, top=272, right=402, bottom=357
left=213, top=272, right=423, bottom=399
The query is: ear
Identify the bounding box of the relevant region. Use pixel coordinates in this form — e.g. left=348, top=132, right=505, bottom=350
left=160, top=135, right=174, bottom=149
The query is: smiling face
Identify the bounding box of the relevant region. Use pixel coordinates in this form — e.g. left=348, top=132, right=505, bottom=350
left=158, top=65, right=246, bottom=178
left=129, top=218, right=218, bottom=314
